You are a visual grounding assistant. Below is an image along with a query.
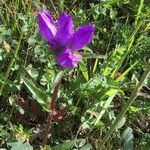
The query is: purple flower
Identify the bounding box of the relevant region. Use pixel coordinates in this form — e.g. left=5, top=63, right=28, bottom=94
left=37, top=10, right=94, bottom=69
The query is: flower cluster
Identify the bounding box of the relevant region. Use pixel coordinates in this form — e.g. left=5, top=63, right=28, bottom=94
left=37, top=10, right=94, bottom=69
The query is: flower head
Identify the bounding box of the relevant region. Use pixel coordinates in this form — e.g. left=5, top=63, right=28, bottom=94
left=37, top=10, right=94, bottom=69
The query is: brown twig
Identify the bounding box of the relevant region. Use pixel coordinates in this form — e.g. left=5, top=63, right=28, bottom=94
left=42, top=80, right=61, bottom=148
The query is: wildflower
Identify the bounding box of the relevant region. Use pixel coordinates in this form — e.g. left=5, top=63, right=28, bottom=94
left=37, top=10, right=94, bottom=69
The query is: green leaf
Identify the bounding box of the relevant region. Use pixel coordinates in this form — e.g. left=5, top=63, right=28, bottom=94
left=0, top=73, right=10, bottom=85
left=80, top=143, right=93, bottom=150
left=22, top=77, right=49, bottom=111
left=102, top=46, right=126, bottom=77
left=121, top=127, right=134, bottom=150
left=78, top=139, right=86, bottom=147
left=18, top=13, right=26, bottom=21
left=51, top=70, right=65, bottom=89
left=21, top=24, right=28, bottom=32
left=110, top=9, right=117, bottom=19
left=7, top=140, right=33, bottom=150
left=94, top=89, right=119, bottom=126
left=82, top=46, right=93, bottom=53
left=51, top=139, right=86, bottom=150
left=28, top=36, right=36, bottom=45
left=115, top=62, right=138, bottom=82
left=115, top=117, right=126, bottom=129
left=79, top=61, right=89, bottom=81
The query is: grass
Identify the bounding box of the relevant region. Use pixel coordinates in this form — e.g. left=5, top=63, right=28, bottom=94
left=0, top=0, right=150, bottom=150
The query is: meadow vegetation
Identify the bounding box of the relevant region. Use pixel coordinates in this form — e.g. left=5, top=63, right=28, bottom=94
left=0, top=0, right=150, bottom=149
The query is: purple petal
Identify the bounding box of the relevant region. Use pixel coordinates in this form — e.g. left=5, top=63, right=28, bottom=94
left=56, top=49, right=82, bottom=68
left=55, top=13, right=74, bottom=47
left=37, top=10, right=56, bottom=43
left=69, top=25, right=94, bottom=51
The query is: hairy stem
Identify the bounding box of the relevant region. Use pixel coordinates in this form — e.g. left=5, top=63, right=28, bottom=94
left=42, top=80, right=61, bottom=148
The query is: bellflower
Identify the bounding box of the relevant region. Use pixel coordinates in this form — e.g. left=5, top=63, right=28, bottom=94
left=37, top=10, right=94, bottom=69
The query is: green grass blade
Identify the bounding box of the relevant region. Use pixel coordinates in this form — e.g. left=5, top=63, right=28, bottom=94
left=98, top=62, right=150, bottom=149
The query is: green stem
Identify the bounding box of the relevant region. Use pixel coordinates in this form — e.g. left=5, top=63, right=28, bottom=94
left=123, top=0, right=145, bottom=68
left=134, top=0, right=144, bottom=26
left=49, top=0, right=58, bottom=16
left=60, top=0, right=64, bottom=12
left=98, top=62, right=150, bottom=150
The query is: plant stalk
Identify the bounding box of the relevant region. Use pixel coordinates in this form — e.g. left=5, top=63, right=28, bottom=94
left=134, top=0, right=144, bottom=26
left=42, top=80, right=61, bottom=148
left=98, top=62, right=150, bottom=150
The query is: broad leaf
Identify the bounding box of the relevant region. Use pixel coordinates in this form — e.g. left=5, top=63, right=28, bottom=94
left=7, top=140, right=33, bottom=150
